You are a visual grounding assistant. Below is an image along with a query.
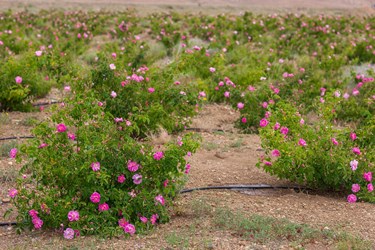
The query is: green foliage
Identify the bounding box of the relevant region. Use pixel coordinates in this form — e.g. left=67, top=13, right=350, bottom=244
left=12, top=93, right=199, bottom=237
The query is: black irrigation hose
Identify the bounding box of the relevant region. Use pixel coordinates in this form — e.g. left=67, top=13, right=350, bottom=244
left=0, top=184, right=311, bottom=227
left=0, top=136, right=35, bottom=141
left=0, top=222, right=17, bottom=226
left=186, top=127, right=229, bottom=133
left=179, top=184, right=311, bottom=193
left=32, top=100, right=62, bottom=107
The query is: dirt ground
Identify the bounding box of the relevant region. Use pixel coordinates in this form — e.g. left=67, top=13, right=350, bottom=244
left=1, top=104, right=375, bottom=249
left=0, top=0, right=374, bottom=15
left=1, top=1, right=375, bottom=248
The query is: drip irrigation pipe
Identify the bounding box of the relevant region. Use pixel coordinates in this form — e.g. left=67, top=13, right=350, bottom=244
left=32, top=100, right=62, bottom=107
left=0, top=127, right=227, bottom=141
left=0, top=136, right=35, bottom=141
left=0, top=184, right=311, bottom=227
left=179, top=184, right=311, bottom=193
left=185, top=127, right=231, bottom=133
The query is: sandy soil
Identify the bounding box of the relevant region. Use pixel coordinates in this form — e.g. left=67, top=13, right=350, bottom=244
left=0, top=0, right=374, bottom=15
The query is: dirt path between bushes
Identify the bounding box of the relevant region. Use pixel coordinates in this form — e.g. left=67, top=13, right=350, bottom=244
left=1, top=103, right=375, bottom=249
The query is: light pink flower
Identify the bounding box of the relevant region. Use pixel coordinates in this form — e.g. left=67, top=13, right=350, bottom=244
left=15, top=76, right=22, bottom=84
left=98, top=101, right=104, bottom=107
left=262, top=102, right=268, bottom=108
left=109, top=63, right=116, bottom=70
left=90, top=192, right=101, bottom=203
left=155, top=194, right=165, bottom=206
left=237, top=102, right=244, bottom=109
left=259, top=118, right=269, bottom=127
left=209, top=67, right=216, bottom=73
left=91, top=162, right=100, bottom=171
left=298, top=139, right=307, bottom=147
left=35, top=50, right=43, bottom=56
left=140, top=216, right=148, bottom=223
left=148, top=88, right=155, bottom=93
left=98, top=203, right=109, bottom=212
left=68, top=211, right=79, bottom=221
left=38, top=143, right=48, bottom=148
left=110, top=91, right=117, bottom=98
left=153, top=151, right=164, bottom=160
left=9, top=148, right=17, bottom=158
left=67, top=133, right=76, bottom=141
left=350, top=160, right=358, bottom=171
left=350, top=132, right=356, bottom=141
left=343, top=93, right=350, bottom=99
left=364, top=172, right=372, bottom=182
left=111, top=53, right=117, bottom=58
left=352, top=88, right=359, bottom=96
left=64, top=86, right=71, bottom=92
left=127, top=161, right=139, bottom=172
left=9, top=188, right=18, bottom=198
left=64, top=228, right=75, bottom=239
left=224, top=91, right=230, bottom=98
left=347, top=194, right=357, bottom=203
left=124, top=223, right=136, bottom=235
left=114, top=117, right=123, bottom=123
left=273, top=122, right=280, bottom=130
left=57, top=123, right=67, bottom=133
left=132, top=174, right=142, bottom=185
left=351, top=184, right=360, bottom=193
left=300, top=119, right=305, bottom=125
left=118, top=174, right=126, bottom=183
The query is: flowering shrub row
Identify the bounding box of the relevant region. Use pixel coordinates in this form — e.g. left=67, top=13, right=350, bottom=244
left=257, top=100, right=374, bottom=202
left=9, top=93, right=199, bottom=238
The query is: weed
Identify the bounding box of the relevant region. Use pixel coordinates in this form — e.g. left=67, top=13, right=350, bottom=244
left=0, top=141, right=18, bottom=157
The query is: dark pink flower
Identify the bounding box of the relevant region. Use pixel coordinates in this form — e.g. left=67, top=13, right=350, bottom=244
left=363, top=172, right=372, bottom=182
left=57, top=123, right=67, bottom=133
left=98, top=203, right=109, bottom=212
left=8, top=188, right=18, bottom=198
left=153, top=151, right=164, bottom=160
left=124, top=223, right=136, bottom=235
left=117, top=174, right=126, bottom=183
left=127, top=161, right=139, bottom=172
left=280, top=127, right=289, bottom=135
left=9, top=148, right=17, bottom=158
left=90, top=192, right=101, bottom=203
left=347, top=194, right=357, bottom=203
left=259, top=118, right=269, bottom=127
left=68, top=211, right=80, bottom=222
left=352, top=147, right=361, bottom=155
left=91, top=162, right=100, bottom=171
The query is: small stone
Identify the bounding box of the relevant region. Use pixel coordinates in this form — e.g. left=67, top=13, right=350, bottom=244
left=2, top=198, right=11, bottom=203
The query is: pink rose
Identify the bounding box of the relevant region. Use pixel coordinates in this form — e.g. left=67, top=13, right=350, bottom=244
left=363, top=172, right=372, bottom=182
left=153, top=151, right=164, bottom=160
left=90, top=192, right=101, bottom=203
left=9, top=148, right=17, bottom=158
left=91, top=162, right=100, bottom=171
left=351, top=184, right=360, bottom=193
left=56, top=123, right=67, bottom=133
left=117, top=174, right=126, bottom=183
left=280, top=127, right=289, bottom=135
left=15, top=76, right=22, bottom=84
left=98, top=203, right=109, bottom=212
left=9, top=188, right=18, bottom=198
left=68, top=211, right=80, bottom=221
left=259, top=118, right=269, bottom=127
left=347, top=194, right=357, bottom=203
left=127, top=161, right=139, bottom=172
left=124, top=223, right=136, bottom=235
left=367, top=183, right=374, bottom=192
left=155, top=194, right=165, bottom=206
left=298, top=139, right=307, bottom=147
left=352, top=147, right=361, bottom=155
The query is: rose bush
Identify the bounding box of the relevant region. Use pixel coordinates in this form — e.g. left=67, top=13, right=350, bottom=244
left=10, top=93, right=199, bottom=237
